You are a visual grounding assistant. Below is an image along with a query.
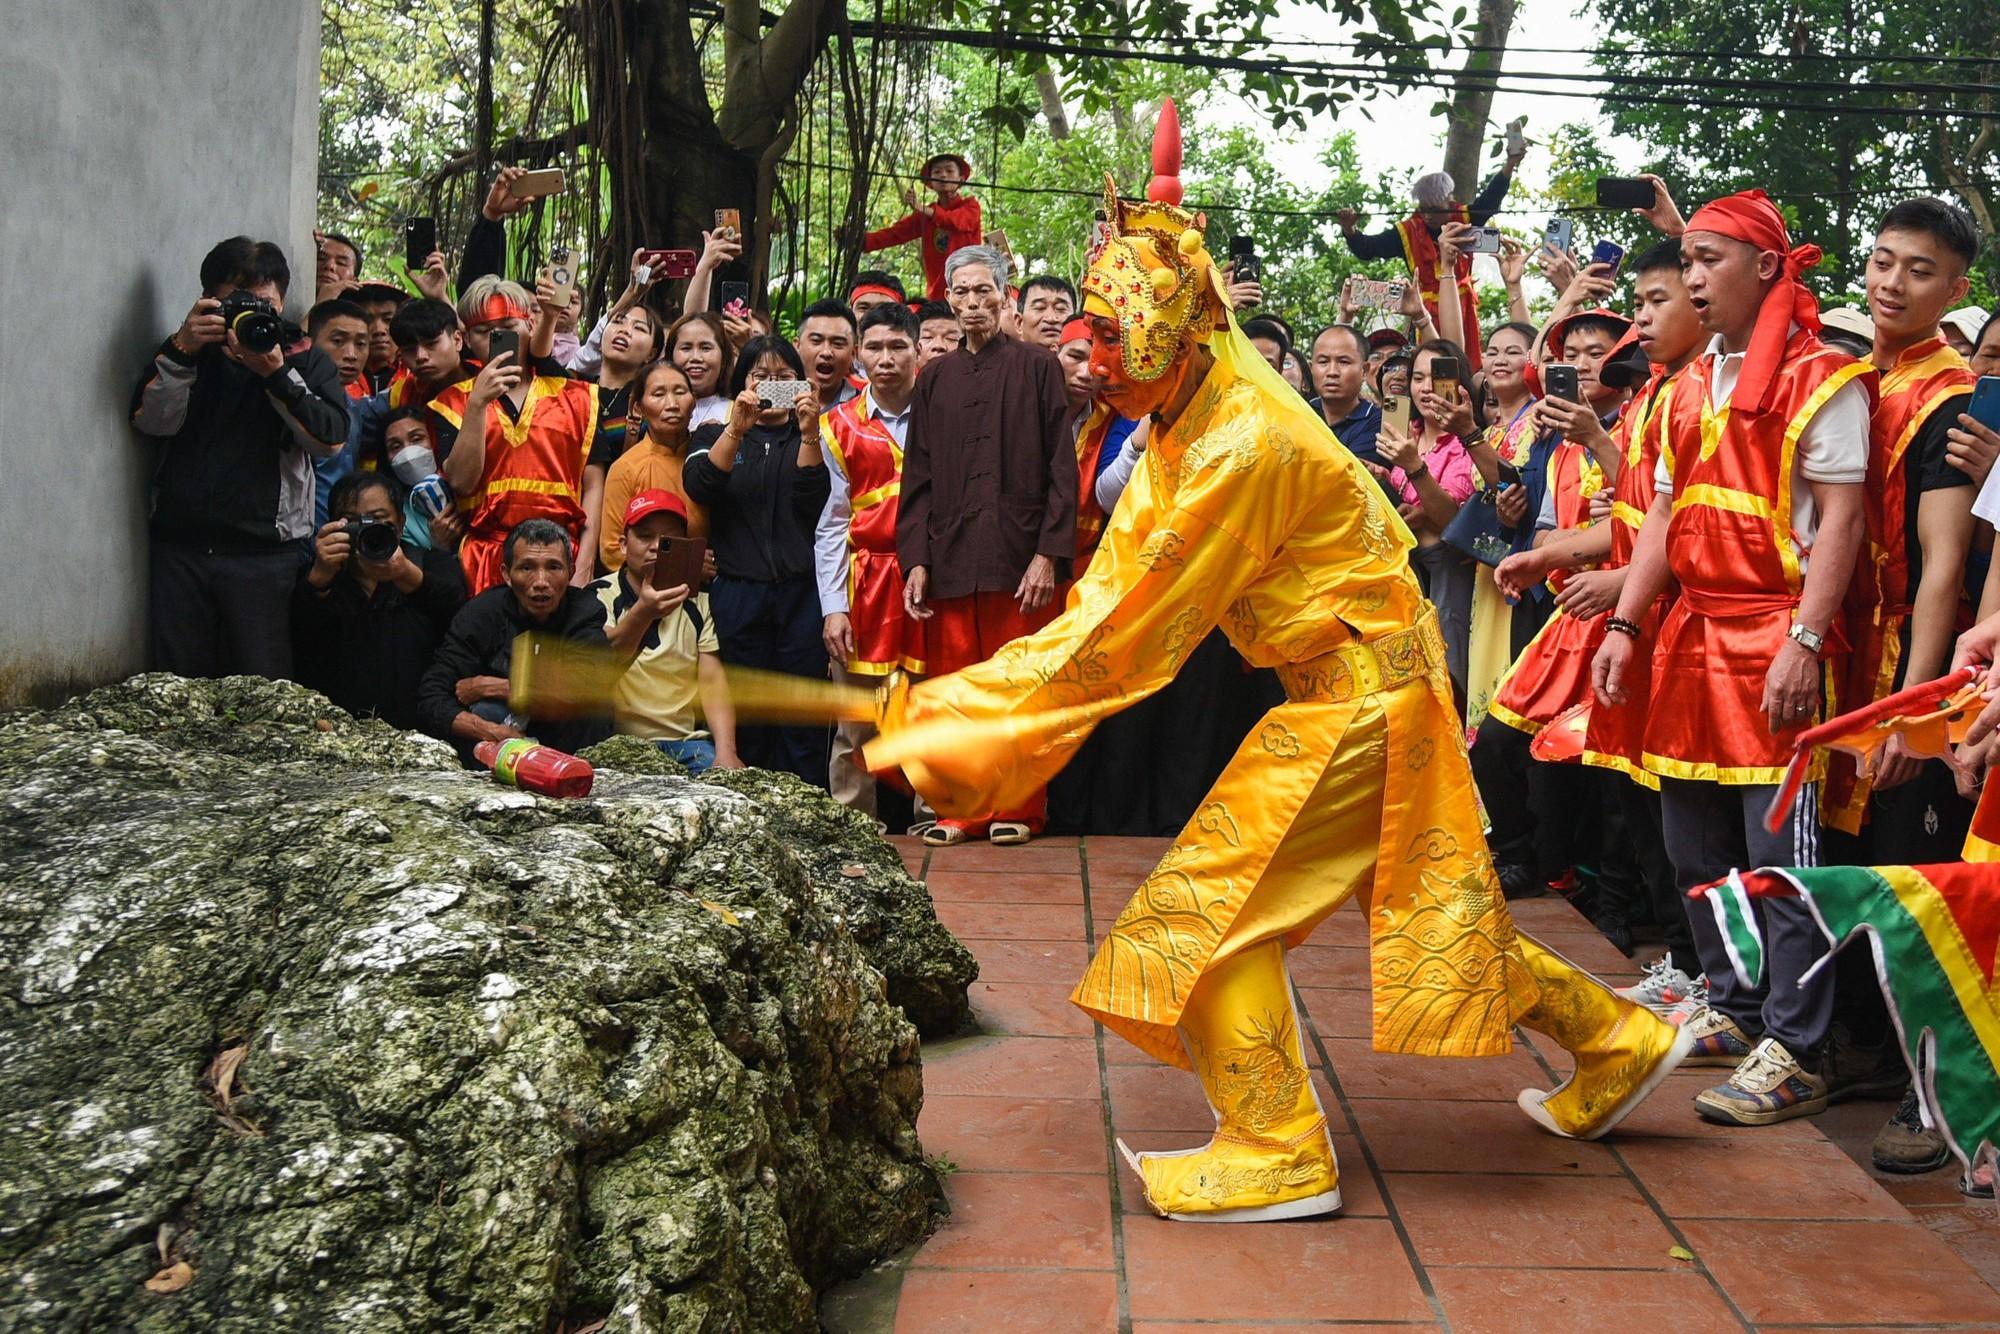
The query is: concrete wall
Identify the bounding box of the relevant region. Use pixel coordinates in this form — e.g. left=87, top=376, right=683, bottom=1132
left=0, top=1, right=320, bottom=706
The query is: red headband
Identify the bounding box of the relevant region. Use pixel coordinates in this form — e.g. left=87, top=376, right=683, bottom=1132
left=1060, top=317, right=1094, bottom=345
left=848, top=283, right=903, bottom=305
left=466, top=292, right=533, bottom=330
left=1684, top=189, right=1823, bottom=415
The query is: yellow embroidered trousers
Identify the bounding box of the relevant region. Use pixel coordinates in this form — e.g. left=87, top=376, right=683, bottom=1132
left=1072, top=613, right=1540, bottom=1068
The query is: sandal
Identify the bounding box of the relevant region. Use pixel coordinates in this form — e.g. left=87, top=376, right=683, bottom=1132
left=921, top=823, right=970, bottom=847
left=988, top=821, right=1035, bottom=846
left=906, top=819, right=939, bottom=838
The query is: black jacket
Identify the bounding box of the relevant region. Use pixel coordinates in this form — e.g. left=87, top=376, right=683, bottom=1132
left=292, top=544, right=468, bottom=731
left=416, top=583, right=611, bottom=755
left=132, top=336, right=350, bottom=548
left=683, top=423, right=831, bottom=583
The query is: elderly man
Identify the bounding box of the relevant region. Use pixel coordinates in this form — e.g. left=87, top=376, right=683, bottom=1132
left=1019, top=274, right=1079, bottom=352
left=1338, top=135, right=1525, bottom=363
left=898, top=244, right=1074, bottom=845
left=866, top=112, right=1690, bottom=1222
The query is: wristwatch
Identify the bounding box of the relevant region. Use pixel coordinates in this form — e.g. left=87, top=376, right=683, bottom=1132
left=1787, top=623, right=1826, bottom=656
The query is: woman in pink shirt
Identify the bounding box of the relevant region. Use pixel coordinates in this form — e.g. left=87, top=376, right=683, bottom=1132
left=1376, top=339, right=1478, bottom=705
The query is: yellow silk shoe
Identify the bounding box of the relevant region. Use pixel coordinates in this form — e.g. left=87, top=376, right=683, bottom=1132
left=1117, top=939, right=1344, bottom=1222
left=1512, top=934, right=1695, bottom=1140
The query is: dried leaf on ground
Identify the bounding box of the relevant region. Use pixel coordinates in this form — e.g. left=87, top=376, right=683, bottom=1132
left=205, top=1044, right=249, bottom=1112
left=1668, top=1244, right=1695, bottom=1263
left=144, top=1262, right=194, bottom=1293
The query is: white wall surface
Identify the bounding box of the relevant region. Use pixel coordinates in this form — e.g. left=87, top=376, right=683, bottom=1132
left=0, top=0, right=320, bottom=705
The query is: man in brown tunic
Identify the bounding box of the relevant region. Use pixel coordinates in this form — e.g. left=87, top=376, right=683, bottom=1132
left=899, top=244, right=1076, bottom=844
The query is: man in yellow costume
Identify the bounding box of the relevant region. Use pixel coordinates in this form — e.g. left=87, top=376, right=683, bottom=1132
left=866, top=106, right=1695, bottom=1222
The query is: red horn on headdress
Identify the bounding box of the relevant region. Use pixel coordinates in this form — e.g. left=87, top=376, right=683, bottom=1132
left=1147, top=98, right=1183, bottom=206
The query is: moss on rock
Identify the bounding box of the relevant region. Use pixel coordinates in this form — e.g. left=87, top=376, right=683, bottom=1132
left=0, top=675, right=965, bottom=1332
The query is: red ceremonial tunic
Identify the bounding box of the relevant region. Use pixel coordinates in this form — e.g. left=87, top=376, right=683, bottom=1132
left=864, top=194, right=985, bottom=301
left=1396, top=210, right=1482, bottom=371
left=1487, top=439, right=1608, bottom=734
left=1824, top=337, right=1976, bottom=832
left=1643, top=330, right=1876, bottom=785
left=1581, top=368, right=1681, bottom=789
left=430, top=374, right=598, bottom=595
left=822, top=390, right=925, bottom=677
left=1073, top=403, right=1118, bottom=563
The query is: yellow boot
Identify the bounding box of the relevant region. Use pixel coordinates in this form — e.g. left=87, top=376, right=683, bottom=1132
left=1117, top=938, right=1343, bottom=1222
left=1512, top=933, right=1695, bottom=1140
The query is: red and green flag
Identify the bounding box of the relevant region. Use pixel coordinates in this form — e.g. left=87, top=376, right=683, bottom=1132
left=1696, top=863, right=2000, bottom=1189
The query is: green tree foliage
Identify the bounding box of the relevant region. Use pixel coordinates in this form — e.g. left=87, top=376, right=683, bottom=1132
left=1583, top=0, right=2000, bottom=288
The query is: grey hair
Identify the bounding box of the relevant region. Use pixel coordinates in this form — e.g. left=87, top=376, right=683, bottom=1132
left=1412, top=171, right=1456, bottom=210
left=944, top=244, right=1009, bottom=289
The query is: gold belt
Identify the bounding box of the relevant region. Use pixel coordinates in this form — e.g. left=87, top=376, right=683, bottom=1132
left=1275, top=610, right=1445, bottom=704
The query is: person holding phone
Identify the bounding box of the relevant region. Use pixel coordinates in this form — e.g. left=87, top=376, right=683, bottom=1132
left=1457, top=320, right=1543, bottom=739
left=1378, top=340, right=1479, bottom=696
left=682, top=334, right=832, bottom=785
left=437, top=277, right=605, bottom=594
left=1336, top=139, right=1526, bottom=366
left=589, top=489, right=742, bottom=774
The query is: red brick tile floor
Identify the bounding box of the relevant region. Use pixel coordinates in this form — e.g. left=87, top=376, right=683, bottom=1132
left=822, top=836, right=2000, bottom=1333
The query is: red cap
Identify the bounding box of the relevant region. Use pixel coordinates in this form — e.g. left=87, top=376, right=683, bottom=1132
left=1059, top=316, right=1094, bottom=345
left=922, top=152, right=973, bottom=182
left=623, top=489, right=687, bottom=527
left=1545, top=306, right=1634, bottom=360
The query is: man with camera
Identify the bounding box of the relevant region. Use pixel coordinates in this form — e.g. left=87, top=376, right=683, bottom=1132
left=294, top=472, right=467, bottom=731
left=132, top=236, right=351, bottom=679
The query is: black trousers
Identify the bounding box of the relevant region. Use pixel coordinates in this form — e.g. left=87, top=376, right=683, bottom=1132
left=1469, top=714, right=1592, bottom=880
left=707, top=573, right=828, bottom=787
left=1611, top=775, right=1699, bottom=976
left=149, top=537, right=299, bottom=680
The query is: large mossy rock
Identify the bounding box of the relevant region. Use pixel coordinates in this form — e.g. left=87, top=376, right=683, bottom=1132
left=0, top=675, right=976, bottom=1332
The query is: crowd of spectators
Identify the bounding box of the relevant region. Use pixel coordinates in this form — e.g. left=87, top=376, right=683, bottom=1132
left=132, top=150, right=2000, bottom=1174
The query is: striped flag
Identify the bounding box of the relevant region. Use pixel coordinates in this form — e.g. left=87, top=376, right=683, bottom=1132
left=1698, top=864, right=2000, bottom=1190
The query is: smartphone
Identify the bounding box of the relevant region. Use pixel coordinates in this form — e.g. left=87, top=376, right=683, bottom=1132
left=649, top=248, right=698, bottom=280
left=1596, top=176, right=1659, bottom=210
left=1546, top=363, right=1581, bottom=402
left=757, top=379, right=813, bottom=410
left=1543, top=216, right=1575, bottom=257
left=1495, top=460, right=1524, bottom=489
left=1969, top=376, right=2000, bottom=430
left=509, top=168, right=565, bottom=199
left=1382, top=393, right=1411, bottom=436
left=1228, top=236, right=1262, bottom=285
left=1430, top=355, right=1462, bottom=404
left=717, top=280, right=751, bottom=316
left=653, top=535, right=707, bottom=593
left=404, top=215, right=436, bottom=273
left=486, top=327, right=523, bottom=368
left=1590, top=240, right=1627, bottom=274
left=547, top=245, right=577, bottom=312
left=1465, top=225, right=1504, bottom=255
left=713, top=208, right=742, bottom=241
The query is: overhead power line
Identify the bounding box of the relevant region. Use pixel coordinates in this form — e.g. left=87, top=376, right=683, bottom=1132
left=844, top=20, right=2000, bottom=120
left=784, top=155, right=1956, bottom=224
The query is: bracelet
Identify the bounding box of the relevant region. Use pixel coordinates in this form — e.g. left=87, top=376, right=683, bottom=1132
left=1604, top=616, right=1643, bottom=639
left=1408, top=462, right=1431, bottom=482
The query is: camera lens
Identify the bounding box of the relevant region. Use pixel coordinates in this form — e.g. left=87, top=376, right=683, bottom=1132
left=355, top=520, right=399, bottom=562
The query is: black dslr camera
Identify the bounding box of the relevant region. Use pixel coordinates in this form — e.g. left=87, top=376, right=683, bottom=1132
left=344, top=518, right=401, bottom=563
left=216, top=290, right=295, bottom=353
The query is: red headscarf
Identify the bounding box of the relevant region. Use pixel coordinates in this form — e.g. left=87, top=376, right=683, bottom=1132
left=1682, top=189, right=1823, bottom=415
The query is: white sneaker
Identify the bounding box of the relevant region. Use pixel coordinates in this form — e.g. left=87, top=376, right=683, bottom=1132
left=1616, top=957, right=1698, bottom=1012
left=1662, top=977, right=1709, bottom=1025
